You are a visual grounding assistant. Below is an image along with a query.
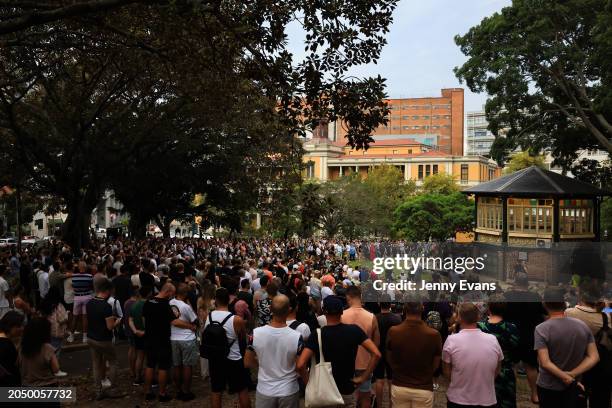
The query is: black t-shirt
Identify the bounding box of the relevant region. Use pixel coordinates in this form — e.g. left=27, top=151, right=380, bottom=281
left=305, top=323, right=367, bottom=395
left=139, top=272, right=155, bottom=290
left=143, top=297, right=175, bottom=344
left=504, top=290, right=546, bottom=346
left=86, top=296, right=113, bottom=342
left=376, top=312, right=402, bottom=353
left=0, top=337, right=20, bottom=386
left=112, top=274, right=132, bottom=307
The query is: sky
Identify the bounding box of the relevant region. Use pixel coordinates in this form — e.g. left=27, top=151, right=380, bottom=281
left=288, top=0, right=510, bottom=112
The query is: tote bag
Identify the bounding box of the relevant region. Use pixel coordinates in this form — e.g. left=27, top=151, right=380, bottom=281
left=305, top=328, right=344, bottom=407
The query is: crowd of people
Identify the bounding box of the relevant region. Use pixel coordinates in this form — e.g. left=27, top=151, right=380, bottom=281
left=0, top=236, right=610, bottom=408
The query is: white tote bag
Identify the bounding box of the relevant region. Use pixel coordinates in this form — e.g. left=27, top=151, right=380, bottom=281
left=305, top=328, right=344, bottom=407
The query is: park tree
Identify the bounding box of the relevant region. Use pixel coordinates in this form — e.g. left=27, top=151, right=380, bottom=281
left=503, top=152, right=546, bottom=174
left=394, top=192, right=473, bottom=241
left=0, top=1, right=398, bottom=249
left=455, top=0, right=612, bottom=173
left=420, top=173, right=459, bottom=194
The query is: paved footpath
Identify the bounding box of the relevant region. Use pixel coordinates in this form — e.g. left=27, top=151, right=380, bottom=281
left=58, top=341, right=535, bottom=408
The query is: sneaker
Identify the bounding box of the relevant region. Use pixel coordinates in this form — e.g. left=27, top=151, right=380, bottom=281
left=66, top=333, right=74, bottom=343
left=145, top=392, right=156, bottom=401
left=54, top=370, right=68, bottom=378
left=101, top=378, right=111, bottom=388
left=158, top=394, right=172, bottom=403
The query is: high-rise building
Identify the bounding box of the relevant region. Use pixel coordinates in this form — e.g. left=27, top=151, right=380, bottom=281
left=334, top=88, right=465, bottom=156
left=466, top=110, right=496, bottom=156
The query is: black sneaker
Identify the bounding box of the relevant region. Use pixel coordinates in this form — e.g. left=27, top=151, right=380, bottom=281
left=158, top=394, right=173, bottom=403
left=145, top=392, right=156, bottom=401
left=180, top=392, right=195, bottom=402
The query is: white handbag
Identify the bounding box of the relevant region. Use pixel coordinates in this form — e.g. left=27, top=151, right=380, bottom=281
left=305, top=328, right=344, bottom=407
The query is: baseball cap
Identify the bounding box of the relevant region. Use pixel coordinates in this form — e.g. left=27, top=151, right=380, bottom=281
left=322, top=295, right=344, bottom=314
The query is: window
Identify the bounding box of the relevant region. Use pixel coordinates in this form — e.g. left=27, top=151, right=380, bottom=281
left=423, top=115, right=430, bottom=119
left=408, top=149, right=413, bottom=154
left=460, top=164, right=468, bottom=183
left=413, top=126, right=420, bottom=129
left=433, top=164, right=438, bottom=174
left=507, top=198, right=553, bottom=234
left=306, top=161, right=315, bottom=179
left=418, top=165, right=424, bottom=180
left=560, top=199, right=593, bottom=234
left=403, top=126, right=410, bottom=130
left=392, top=126, right=400, bottom=130
left=425, top=165, right=431, bottom=177
left=422, top=125, right=429, bottom=130
left=402, top=115, right=409, bottom=120
left=477, top=197, right=502, bottom=230
left=412, top=115, right=419, bottom=119
left=432, top=115, right=439, bottom=119
left=392, top=150, right=399, bottom=154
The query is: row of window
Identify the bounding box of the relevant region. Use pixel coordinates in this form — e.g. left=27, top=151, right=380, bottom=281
left=477, top=198, right=594, bottom=235
left=389, top=104, right=451, bottom=110
left=390, top=115, right=451, bottom=120
left=387, top=125, right=451, bottom=130
left=417, top=164, right=439, bottom=180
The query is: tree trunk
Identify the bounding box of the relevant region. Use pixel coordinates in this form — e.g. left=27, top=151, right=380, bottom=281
left=128, top=215, right=147, bottom=239
left=62, top=199, right=94, bottom=252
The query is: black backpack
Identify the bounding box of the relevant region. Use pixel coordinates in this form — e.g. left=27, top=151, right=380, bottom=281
left=200, top=312, right=234, bottom=360
left=289, top=320, right=301, bottom=330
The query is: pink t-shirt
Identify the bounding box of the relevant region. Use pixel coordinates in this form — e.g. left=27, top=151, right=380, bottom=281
left=442, top=328, right=503, bottom=406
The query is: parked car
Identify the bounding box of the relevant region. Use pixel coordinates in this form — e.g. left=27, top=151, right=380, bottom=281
left=21, top=236, right=37, bottom=246
left=0, top=238, right=17, bottom=248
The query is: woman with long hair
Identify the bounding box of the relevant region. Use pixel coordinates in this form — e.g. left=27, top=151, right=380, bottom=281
left=38, top=287, right=68, bottom=356
left=19, top=317, right=66, bottom=386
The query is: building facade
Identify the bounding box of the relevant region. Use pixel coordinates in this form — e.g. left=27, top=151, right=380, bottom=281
left=466, top=110, right=495, bottom=157
left=302, top=135, right=501, bottom=186
left=333, top=88, right=465, bottom=156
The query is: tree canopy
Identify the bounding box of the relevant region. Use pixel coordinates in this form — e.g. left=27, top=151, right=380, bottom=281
left=503, top=151, right=546, bottom=174
left=455, top=0, right=612, bottom=171
left=0, top=1, right=398, bottom=248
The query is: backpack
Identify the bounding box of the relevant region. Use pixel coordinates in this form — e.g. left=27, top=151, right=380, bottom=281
left=200, top=312, right=235, bottom=360
left=289, top=320, right=301, bottom=330
left=426, top=311, right=443, bottom=331
left=594, top=313, right=612, bottom=376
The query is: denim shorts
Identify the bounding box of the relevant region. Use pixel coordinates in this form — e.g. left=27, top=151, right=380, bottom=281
left=354, top=369, right=373, bottom=393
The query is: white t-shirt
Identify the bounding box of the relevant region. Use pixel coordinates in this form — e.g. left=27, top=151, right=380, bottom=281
left=317, top=315, right=327, bottom=328
left=286, top=319, right=311, bottom=341
left=204, top=310, right=241, bottom=360
left=107, top=296, right=123, bottom=318
left=252, top=325, right=302, bottom=397
left=170, top=298, right=197, bottom=341
left=0, top=276, right=9, bottom=308
left=321, top=286, right=333, bottom=300
left=37, top=270, right=49, bottom=299
left=251, top=278, right=261, bottom=293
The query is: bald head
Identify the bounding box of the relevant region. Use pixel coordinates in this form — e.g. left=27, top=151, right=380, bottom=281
left=271, top=294, right=290, bottom=319
left=159, top=282, right=176, bottom=298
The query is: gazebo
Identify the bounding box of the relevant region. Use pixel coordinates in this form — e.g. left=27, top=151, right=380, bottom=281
left=462, top=166, right=610, bottom=246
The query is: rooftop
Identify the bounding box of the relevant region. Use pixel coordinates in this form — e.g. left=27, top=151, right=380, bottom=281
left=463, top=166, right=610, bottom=197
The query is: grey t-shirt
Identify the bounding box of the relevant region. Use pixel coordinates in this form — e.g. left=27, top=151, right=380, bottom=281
left=534, top=317, right=594, bottom=390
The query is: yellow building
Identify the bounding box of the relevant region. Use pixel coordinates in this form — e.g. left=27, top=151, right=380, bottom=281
left=302, top=135, right=501, bottom=186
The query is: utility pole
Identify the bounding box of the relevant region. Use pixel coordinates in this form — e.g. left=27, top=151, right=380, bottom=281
left=16, top=185, right=21, bottom=253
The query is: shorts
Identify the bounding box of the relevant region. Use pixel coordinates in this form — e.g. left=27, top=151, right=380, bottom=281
left=373, top=359, right=392, bottom=380
left=209, top=357, right=249, bottom=394
left=145, top=341, right=172, bottom=370
left=171, top=339, right=199, bottom=367
left=134, top=335, right=146, bottom=351
left=255, top=391, right=300, bottom=408
left=517, top=344, right=538, bottom=368
left=73, top=295, right=92, bottom=316
left=355, top=369, right=373, bottom=393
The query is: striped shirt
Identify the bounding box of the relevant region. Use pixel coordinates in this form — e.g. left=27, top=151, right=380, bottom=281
left=72, top=273, right=94, bottom=297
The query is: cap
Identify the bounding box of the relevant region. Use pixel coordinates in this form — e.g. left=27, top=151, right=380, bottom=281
left=322, top=295, right=344, bottom=314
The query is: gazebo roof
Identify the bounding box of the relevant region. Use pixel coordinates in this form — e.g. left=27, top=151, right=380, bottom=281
left=463, top=166, right=610, bottom=197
